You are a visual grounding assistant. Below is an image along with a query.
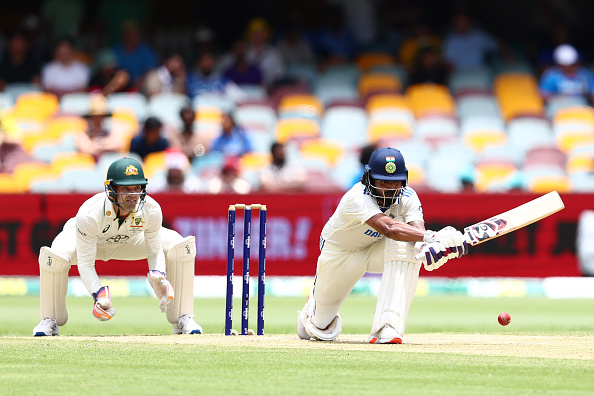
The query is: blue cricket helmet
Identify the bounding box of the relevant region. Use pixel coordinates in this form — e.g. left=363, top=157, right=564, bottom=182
left=367, top=147, right=408, bottom=182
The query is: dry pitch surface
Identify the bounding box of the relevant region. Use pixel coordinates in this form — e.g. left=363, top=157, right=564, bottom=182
left=19, top=333, right=594, bottom=360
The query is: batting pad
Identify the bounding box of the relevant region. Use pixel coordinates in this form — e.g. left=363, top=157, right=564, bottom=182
left=371, top=254, right=421, bottom=335
left=39, top=247, right=71, bottom=326
left=165, top=236, right=196, bottom=324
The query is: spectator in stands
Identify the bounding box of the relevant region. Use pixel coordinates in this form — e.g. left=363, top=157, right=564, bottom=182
left=210, top=112, right=253, bottom=157
left=243, top=18, right=285, bottom=88
left=539, top=44, right=594, bottom=103
left=398, top=22, right=441, bottom=69
left=142, top=53, right=187, bottom=98
left=167, top=106, right=207, bottom=163
left=442, top=12, right=500, bottom=71
left=223, top=41, right=263, bottom=87
left=113, top=20, right=158, bottom=87
left=41, top=0, right=85, bottom=42
left=149, top=150, right=204, bottom=194
left=87, top=49, right=132, bottom=95
left=187, top=51, right=244, bottom=101
left=313, top=7, right=358, bottom=67
left=129, top=116, right=170, bottom=160
left=97, top=0, right=149, bottom=47
left=259, top=141, right=307, bottom=192
left=275, top=24, right=316, bottom=67
left=0, top=31, right=41, bottom=91
left=0, top=111, right=35, bottom=173
left=408, top=45, right=451, bottom=86
left=75, top=94, right=122, bottom=160
left=41, top=38, right=90, bottom=97
left=206, top=156, right=252, bottom=194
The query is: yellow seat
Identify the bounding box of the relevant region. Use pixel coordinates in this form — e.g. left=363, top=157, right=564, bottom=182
left=196, top=106, right=223, bottom=123
left=494, top=73, right=544, bottom=120
left=528, top=175, right=572, bottom=193
left=474, top=163, right=518, bottom=192
left=406, top=83, right=455, bottom=118
left=463, top=129, right=507, bottom=153
left=44, top=116, right=87, bottom=140
left=50, top=152, right=96, bottom=175
left=274, top=118, right=320, bottom=144
left=11, top=92, right=59, bottom=122
left=556, top=130, right=594, bottom=153
left=299, top=139, right=345, bottom=167
left=12, top=162, right=57, bottom=190
left=239, top=152, right=272, bottom=172
left=0, top=173, right=28, bottom=194
left=366, top=94, right=411, bottom=113
left=358, top=73, right=402, bottom=97
left=407, top=163, right=426, bottom=184
left=356, top=52, right=396, bottom=72
left=278, top=95, right=323, bottom=118
left=21, top=133, right=60, bottom=153
left=553, top=106, right=594, bottom=125
left=143, top=151, right=168, bottom=178
left=566, top=152, right=594, bottom=174
left=368, top=120, right=413, bottom=144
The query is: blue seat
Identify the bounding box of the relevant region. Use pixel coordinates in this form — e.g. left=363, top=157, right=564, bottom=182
left=321, top=106, right=368, bottom=150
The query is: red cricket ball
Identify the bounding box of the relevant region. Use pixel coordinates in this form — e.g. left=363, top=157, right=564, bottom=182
left=498, top=312, right=511, bottom=326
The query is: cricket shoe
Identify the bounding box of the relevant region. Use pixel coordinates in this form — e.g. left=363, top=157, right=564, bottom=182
left=173, top=314, right=203, bottom=334
left=297, top=290, right=315, bottom=340
left=33, top=318, right=59, bottom=336
left=368, top=325, right=402, bottom=344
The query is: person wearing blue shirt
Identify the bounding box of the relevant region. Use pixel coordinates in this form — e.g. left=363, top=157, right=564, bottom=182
left=113, top=21, right=158, bottom=85
left=210, top=113, right=253, bottom=157
left=539, top=44, right=594, bottom=103
left=129, top=117, right=170, bottom=160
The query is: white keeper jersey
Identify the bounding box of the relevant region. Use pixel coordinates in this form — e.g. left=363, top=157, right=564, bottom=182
left=72, top=192, right=164, bottom=269
left=320, top=182, right=424, bottom=251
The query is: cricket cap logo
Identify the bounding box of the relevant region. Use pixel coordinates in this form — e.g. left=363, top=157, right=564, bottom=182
left=125, top=165, right=139, bottom=176
left=385, top=156, right=396, bottom=173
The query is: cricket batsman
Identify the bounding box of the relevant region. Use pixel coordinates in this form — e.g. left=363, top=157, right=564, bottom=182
left=297, top=147, right=468, bottom=344
left=33, top=157, right=202, bottom=336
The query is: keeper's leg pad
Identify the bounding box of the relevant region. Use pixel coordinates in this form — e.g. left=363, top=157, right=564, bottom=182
left=165, top=236, right=196, bottom=324
left=371, top=240, right=421, bottom=335
left=39, top=247, right=71, bottom=326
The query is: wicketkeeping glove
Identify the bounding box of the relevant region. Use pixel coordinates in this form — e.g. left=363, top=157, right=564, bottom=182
left=148, top=270, right=174, bottom=312
left=92, top=286, right=116, bottom=321
left=415, top=242, right=449, bottom=271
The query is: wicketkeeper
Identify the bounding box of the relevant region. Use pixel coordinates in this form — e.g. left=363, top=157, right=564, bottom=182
left=297, top=147, right=468, bottom=344
left=33, top=157, right=202, bottom=336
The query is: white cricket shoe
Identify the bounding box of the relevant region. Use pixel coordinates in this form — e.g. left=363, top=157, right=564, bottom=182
left=297, top=292, right=315, bottom=340
left=173, top=314, right=203, bottom=334
left=368, top=325, right=402, bottom=344
left=33, top=318, right=59, bottom=337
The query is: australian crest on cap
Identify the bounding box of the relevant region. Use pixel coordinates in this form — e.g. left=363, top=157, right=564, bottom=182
left=125, top=165, right=139, bottom=176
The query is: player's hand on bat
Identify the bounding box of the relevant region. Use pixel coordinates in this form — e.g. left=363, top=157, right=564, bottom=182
left=424, top=226, right=468, bottom=258
left=92, top=286, right=116, bottom=321
left=148, top=270, right=175, bottom=312
left=415, top=242, right=449, bottom=271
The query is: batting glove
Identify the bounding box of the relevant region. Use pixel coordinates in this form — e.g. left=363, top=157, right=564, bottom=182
left=148, top=270, right=175, bottom=312
left=415, top=242, right=449, bottom=271
left=92, top=286, right=116, bottom=321
left=425, top=226, right=468, bottom=258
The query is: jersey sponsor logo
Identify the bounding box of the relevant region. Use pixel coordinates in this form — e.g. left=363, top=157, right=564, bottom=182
left=102, top=224, right=110, bottom=233
left=106, top=235, right=130, bottom=243
left=125, top=165, right=139, bottom=176
left=364, top=229, right=382, bottom=238
left=77, top=227, right=87, bottom=237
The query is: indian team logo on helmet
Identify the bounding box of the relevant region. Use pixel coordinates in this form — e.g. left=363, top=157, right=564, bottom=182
left=125, top=165, right=139, bottom=176
left=385, top=156, right=396, bottom=173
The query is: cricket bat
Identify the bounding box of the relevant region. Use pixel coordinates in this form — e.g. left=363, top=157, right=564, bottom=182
left=463, top=191, right=565, bottom=246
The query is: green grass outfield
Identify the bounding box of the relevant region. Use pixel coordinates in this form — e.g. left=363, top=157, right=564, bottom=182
left=1, top=295, right=593, bottom=395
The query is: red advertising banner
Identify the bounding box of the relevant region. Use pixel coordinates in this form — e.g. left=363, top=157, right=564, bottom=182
left=0, top=192, right=590, bottom=278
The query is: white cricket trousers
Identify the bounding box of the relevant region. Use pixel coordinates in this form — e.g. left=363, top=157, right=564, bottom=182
left=312, top=238, right=387, bottom=328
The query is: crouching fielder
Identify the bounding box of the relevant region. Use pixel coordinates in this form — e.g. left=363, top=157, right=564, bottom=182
left=33, top=157, right=202, bottom=336
left=297, top=147, right=468, bottom=344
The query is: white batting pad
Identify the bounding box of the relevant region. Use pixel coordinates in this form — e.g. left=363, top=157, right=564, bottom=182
left=165, top=236, right=196, bottom=324
left=39, top=247, right=71, bottom=326
left=371, top=258, right=421, bottom=335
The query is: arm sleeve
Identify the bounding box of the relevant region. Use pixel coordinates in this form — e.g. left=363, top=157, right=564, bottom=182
left=75, top=214, right=102, bottom=294
left=402, top=190, right=425, bottom=224
left=144, top=203, right=166, bottom=273
left=343, top=191, right=382, bottom=225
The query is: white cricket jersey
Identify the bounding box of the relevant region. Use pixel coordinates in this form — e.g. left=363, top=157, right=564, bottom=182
left=320, top=182, right=424, bottom=251
left=73, top=193, right=166, bottom=271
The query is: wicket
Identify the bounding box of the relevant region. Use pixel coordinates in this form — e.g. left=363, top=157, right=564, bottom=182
left=225, top=204, right=267, bottom=336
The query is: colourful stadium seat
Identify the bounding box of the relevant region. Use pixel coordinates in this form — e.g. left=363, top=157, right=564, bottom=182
left=299, top=139, right=346, bottom=167
left=355, top=52, right=397, bottom=72
left=406, top=83, right=456, bottom=118
left=274, top=118, right=320, bottom=144
left=358, top=73, right=402, bottom=97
